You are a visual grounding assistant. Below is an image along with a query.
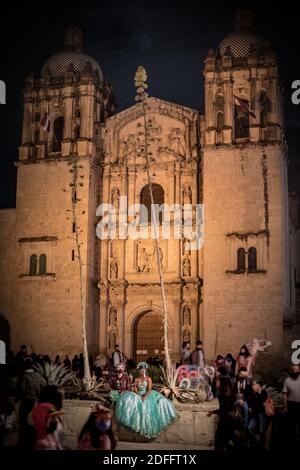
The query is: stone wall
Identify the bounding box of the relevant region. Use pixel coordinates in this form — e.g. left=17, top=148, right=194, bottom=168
left=61, top=399, right=217, bottom=449
left=202, top=143, right=287, bottom=360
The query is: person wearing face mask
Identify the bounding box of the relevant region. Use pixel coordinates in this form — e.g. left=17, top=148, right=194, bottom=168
left=29, top=385, right=65, bottom=450
left=113, top=362, right=176, bottom=438
left=235, top=345, right=253, bottom=377
left=282, top=364, right=300, bottom=449
left=109, top=364, right=132, bottom=393
left=78, top=405, right=117, bottom=450
left=190, top=340, right=206, bottom=368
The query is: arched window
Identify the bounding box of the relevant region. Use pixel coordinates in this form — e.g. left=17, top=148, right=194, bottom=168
left=215, top=95, right=224, bottom=131
left=53, top=117, right=64, bottom=152
left=237, top=248, right=246, bottom=273
left=216, top=112, right=224, bottom=132
left=248, top=247, right=257, bottom=272
left=73, top=124, right=80, bottom=141
left=29, top=254, right=38, bottom=275
left=258, top=91, right=271, bottom=128
left=39, top=254, right=47, bottom=275
left=140, top=184, right=164, bottom=224
left=234, top=98, right=250, bottom=139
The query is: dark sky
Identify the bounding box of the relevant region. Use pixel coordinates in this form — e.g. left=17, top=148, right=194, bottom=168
left=0, top=0, right=299, bottom=208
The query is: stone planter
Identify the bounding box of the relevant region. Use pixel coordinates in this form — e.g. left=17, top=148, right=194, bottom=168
left=62, top=398, right=218, bottom=449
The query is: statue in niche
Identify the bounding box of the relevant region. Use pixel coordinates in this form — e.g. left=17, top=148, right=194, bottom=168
left=182, top=238, right=191, bottom=255
left=108, top=330, right=117, bottom=351
left=183, top=185, right=192, bottom=205
left=182, top=256, right=191, bottom=277
left=110, top=258, right=118, bottom=279
left=111, top=188, right=120, bottom=209
left=109, top=307, right=117, bottom=327
left=138, top=247, right=151, bottom=272
left=183, top=306, right=191, bottom=326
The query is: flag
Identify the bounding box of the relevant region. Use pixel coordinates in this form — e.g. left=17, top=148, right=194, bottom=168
left=40, top=112, right=51, bottom=132
left=234, top=96, right=256, bottom=119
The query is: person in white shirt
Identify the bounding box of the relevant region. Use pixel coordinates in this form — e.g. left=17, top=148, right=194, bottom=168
left=112, top=345, right=125, bottom=368
left=190, top=340, right=205, bottom=368
left=282, top=364, right=300, bottom=449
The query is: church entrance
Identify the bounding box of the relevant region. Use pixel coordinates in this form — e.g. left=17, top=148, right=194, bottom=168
left=133, top=310, right=164, bottom=362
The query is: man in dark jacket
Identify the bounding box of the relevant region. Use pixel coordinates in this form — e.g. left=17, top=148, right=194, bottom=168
left=190, top=340, right=205, bottom=368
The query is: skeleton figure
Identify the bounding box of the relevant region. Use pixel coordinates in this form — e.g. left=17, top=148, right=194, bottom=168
left=246, top=338, right=272, bottom=358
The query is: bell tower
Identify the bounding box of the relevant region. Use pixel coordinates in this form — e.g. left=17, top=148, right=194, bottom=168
left=202, top=10, right=289, bottom=359
left=12, top=27, right=115, bottom=356
left=204, top=9, right=283, bottom=147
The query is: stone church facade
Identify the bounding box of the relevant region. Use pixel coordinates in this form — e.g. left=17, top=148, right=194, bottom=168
left=0, top=11, right=294, bottom=362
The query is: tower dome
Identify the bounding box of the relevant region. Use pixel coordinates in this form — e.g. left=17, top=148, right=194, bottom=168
left=219, top=10, right=270, bottom=58
left=41, top=26, right=104, bottom=80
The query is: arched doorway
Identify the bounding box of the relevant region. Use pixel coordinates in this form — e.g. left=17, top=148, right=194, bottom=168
left=0, top=315, right=10, bottom=357
left=133, top=310, right=163, bottom=361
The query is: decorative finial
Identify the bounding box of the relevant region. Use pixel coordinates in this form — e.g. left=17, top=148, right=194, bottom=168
left=134, top=66, right=148, bottom=102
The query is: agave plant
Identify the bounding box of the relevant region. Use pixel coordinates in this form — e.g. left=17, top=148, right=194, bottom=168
left=159, top=366, right=180, bottom=400
left=33, top=363, right=75, bottom=387
left=64, top=376, right=108, bottom=402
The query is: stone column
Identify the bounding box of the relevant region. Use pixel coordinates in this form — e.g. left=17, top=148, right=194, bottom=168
left=99, top=292, right=108, bottom=353
left=205, top=81, right=214, bottom=129
left=63, top=89, right=73, bottom=140
left=223, top=79, right=233, bottom=128
left=22, top=101, right=32, bottom=144
left=80, top=87, right=94, bottom=139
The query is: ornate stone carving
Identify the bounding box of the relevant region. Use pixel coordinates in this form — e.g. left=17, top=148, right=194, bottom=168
left=111, top=188, right=120, bottom=209
left=136, top=240, right=166, bottom=273
left=183, top=328, right=191, bottom=343
left=182, top=283, right=199, bottom=302
left=110, top=258, right=118, bottom=279
left=109, top=307, right=117, bottom=326
left=108, top=330, right=117, bottom=350
left=167, top=127, right=185, bottom=155
left=182, top=238, right=191, bottom=255
left=183, top=306, right=191, bottom=326
left=182, top=185, right=192, bottom=204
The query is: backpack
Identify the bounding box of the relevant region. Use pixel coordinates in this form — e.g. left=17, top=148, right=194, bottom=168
left=264, top=396, right=275, bottom=416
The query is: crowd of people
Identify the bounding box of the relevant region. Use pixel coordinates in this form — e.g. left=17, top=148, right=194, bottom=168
left=0, top=341, right=299, bottom=450
left=181, top=340, right=300, bottom=450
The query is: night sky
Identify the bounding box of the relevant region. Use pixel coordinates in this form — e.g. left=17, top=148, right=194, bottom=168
left=0, top=0, right=299, bottom=208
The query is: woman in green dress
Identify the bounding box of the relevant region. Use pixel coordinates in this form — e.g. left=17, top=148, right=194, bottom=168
left=114, top=362, right=176, bottom=438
